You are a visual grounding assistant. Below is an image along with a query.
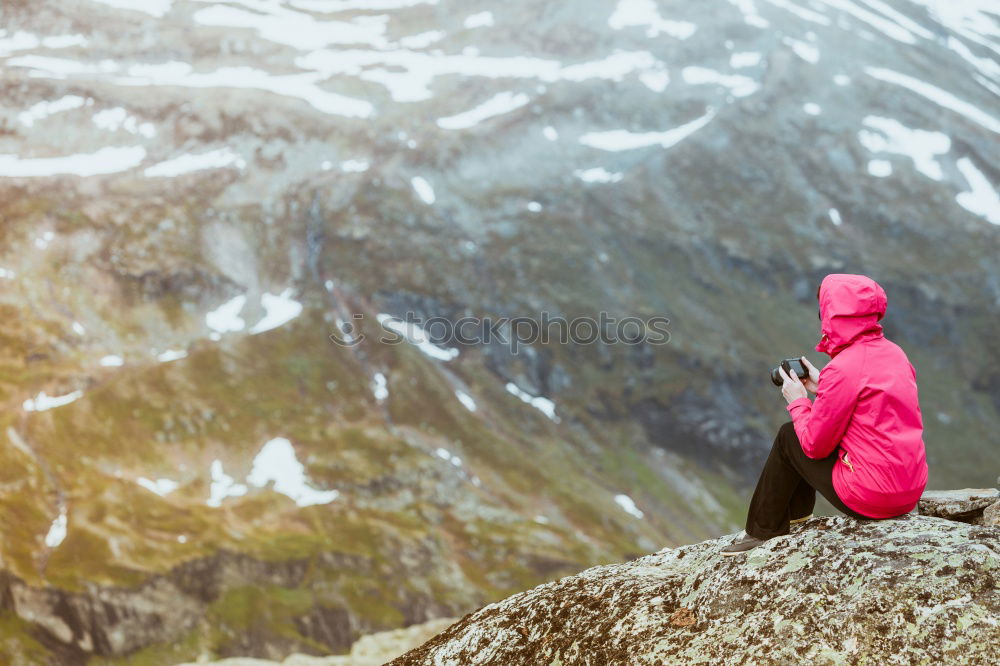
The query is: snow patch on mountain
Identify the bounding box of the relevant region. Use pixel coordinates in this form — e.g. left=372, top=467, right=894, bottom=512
left=18, top=95, right=87, bottom=127
left=377, top=313, right=459, bottom=360
left=138, top=477, right=180, bottom=496
left=682, top=67, right=759, bottom=97
left=608, top=0, right=697, bottom=40
left=207, top=460, right=248, bottom=507
left=463, top=11, right=494, bottom=29
left=455, top=391, right=478, bottom=412
left=250, top=289, right=303, bottom=334
left=205, top=295, right=247, bottom=334
left=955, top=157, right=1000, bottom=225
left=579, top=109, right=716, bottom=152
left=372, top=372, right=389, bottom=401
left=614, top=493, right=644, bottom=519
left=437, top=91, right=529, bottom=129
left=144, top=148, right=245, bottom=177
left=505, top=382, right=559, bottom=422
left=247, top=437, right=339, bottom=507
left=857, top=116, right=951, bottom=181
left=868, top=159, right=892, bottom=177
left=44, top=510, right=68, bottom=548
left=0, top=146, right=146, bottom=177
left=23, top=390, right=84, bottom=412
left=411, top=176, right=436, bottom=204
left=93, top=107, right=156, bottom=137
left=574, top=167, right=623, bottom=183
left=865, top=67, right=1000, bottom=134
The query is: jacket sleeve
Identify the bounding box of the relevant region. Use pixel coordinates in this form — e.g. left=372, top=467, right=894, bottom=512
left=785, top=363, right=858, bottom=459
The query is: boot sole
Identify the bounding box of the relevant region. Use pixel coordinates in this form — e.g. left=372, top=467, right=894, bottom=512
left=720, top=549, right=756, bottom=557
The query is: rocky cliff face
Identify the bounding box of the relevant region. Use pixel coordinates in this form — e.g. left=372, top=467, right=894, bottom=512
left=392, top=511, right=1000, bottom=665
left=1, top=0, right=999, bottom=662
left=171, top=617, right=456, bottom=666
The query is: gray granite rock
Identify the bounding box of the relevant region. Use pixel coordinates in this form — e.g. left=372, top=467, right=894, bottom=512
left=918, top=488, right=1000, bottom=520
left=980, top=502, right=1000, bottom=528
left=392, top=516, right=1000, bottom=666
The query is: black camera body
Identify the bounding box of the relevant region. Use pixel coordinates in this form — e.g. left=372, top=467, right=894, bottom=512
left=770, top=358, right=808, bottom=386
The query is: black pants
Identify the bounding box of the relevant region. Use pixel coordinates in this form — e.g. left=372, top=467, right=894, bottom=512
left=745, top=421, right=871, bottom=540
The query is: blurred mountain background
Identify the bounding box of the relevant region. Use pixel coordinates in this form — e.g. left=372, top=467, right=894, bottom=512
left=0, top=0, right=998, bottom=662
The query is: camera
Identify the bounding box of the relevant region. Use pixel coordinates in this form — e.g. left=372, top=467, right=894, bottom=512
left=770, top=358, right=808, bottom=386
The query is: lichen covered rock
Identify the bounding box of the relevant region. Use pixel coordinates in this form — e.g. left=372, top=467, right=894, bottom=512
left=918, top=488, right=1000, bottom=520
left=392, top=516, right=1000, bottom=665
left=981, top=502, right=1000, bottom=528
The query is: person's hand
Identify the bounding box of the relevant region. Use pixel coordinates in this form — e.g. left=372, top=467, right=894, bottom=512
left=779, top=363, right=808, bottom=404
left=800, top=355, right=820, bottom=394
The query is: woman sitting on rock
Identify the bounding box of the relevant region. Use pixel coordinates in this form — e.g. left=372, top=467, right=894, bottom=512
left=722, top=273, right=928, bottom=555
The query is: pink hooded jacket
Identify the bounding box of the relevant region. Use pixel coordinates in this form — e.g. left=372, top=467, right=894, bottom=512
left=786, top=274, right=928, bottom=518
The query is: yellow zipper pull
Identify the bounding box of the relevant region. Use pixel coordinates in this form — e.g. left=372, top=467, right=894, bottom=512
left=842, top=452, right=855, bottom=473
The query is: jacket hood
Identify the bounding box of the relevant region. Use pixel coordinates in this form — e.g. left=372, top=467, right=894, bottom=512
left=815, top=274, right=887, bottom=358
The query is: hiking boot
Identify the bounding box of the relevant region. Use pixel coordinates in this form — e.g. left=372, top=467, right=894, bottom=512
left=790, top=514, right=813, bottom=524
left=720, top=534, right=765, bottom=556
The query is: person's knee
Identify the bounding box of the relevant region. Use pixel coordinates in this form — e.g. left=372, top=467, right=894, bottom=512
left=775, top=421, right=798, bottom=451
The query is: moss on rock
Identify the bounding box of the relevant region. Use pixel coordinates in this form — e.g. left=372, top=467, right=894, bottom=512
left=392, top=516, right=1000, bottom=665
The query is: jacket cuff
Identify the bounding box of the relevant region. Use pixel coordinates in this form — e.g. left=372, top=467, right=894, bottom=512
left=786, top=397, right=812, bottom=413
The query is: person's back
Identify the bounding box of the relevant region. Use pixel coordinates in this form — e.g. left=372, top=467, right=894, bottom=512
left=723, top=272, right=929, bottom=556
left=831, top=335, right=927, bottom=518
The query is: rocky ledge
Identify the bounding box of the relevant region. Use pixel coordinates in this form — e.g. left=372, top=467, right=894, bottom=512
left=391, top=510, right=1000, bottom=665
left=917, top=487, right=1000, bottom=524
